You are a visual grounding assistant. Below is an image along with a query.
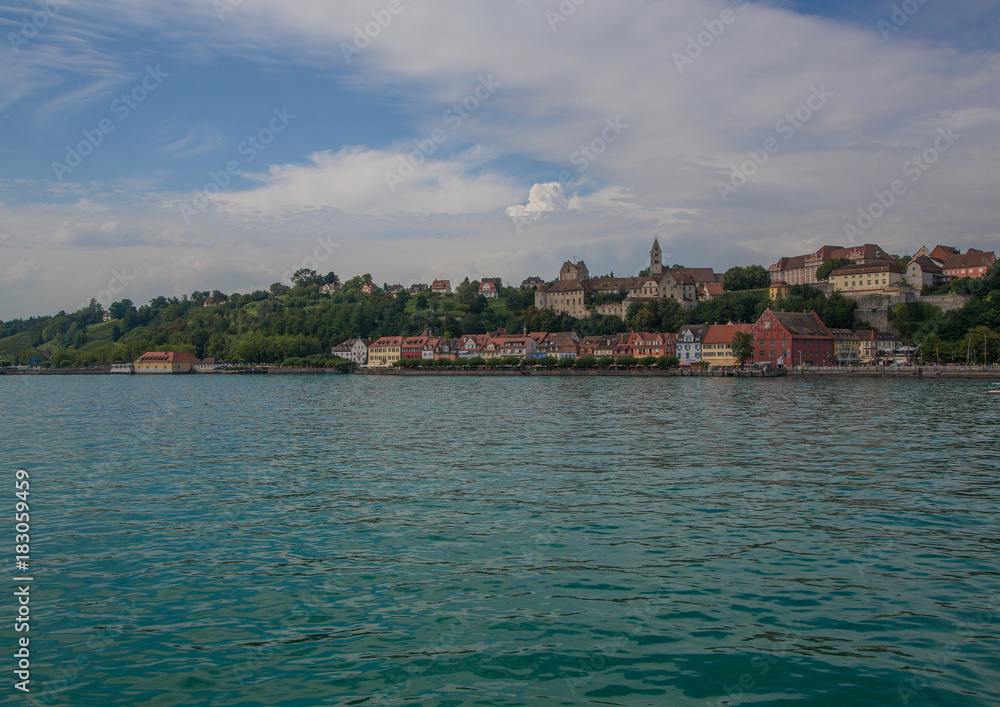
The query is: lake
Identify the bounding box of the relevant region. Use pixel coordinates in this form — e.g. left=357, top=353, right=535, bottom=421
left=3, top=375, right=998, bottom=706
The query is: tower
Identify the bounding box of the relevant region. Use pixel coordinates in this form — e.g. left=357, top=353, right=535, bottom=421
left=650, top=237, right=662, bottom=275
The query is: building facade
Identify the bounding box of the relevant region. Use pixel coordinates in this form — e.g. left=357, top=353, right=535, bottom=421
left=750, top=309, right=834, bottom=367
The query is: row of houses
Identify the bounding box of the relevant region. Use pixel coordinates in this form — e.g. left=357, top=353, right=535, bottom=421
left=337, top=309, right=906, bottom=368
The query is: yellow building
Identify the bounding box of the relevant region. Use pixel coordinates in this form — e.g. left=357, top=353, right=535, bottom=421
left=828, top=263, right=903, bottom=293
left=829, top=329, right=862, bottom=364
left=134, top=351, right=202, bottom=373
left=769, top=281, right=790, bottom=300
left=702, top=324, right=754, bottom=366
left=367, top=336, right=403, bottom=367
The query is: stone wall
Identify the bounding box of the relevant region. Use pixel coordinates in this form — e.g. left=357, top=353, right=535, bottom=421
left=921, top=293, right=970, bottom=313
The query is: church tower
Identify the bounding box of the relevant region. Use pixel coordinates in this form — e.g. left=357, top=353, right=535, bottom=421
left=650, top=237, right=662, bottom=275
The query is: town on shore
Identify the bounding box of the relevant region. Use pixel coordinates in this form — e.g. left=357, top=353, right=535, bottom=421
left=4, top=238, right=989, bottom=375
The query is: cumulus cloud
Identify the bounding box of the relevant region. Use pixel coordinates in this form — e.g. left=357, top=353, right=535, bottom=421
left=505, top=182, right=568, bottom=225
left=210, top=147, right=522, bottom=216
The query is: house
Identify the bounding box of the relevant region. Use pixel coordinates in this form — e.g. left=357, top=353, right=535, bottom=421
left=203, top=297, right=226, bottom=307
left=478, top=280, right=499, bottom=298
left=520, top=276, right=545, bottom=290
left=386, top=284, right=406, bottom=297
left=904, top=257, right=947, bottom=290
left=431, top=279, right=451, bottom=294
left=367, top=336, right=403, bottom=366
left=827, top=263, right=904, bottom=294
left=829, top=329, right=863, bottom=365
left=701, top=324, right=753, bottom=366
left=331, top=338, right=372, bottom=366
left=134, top=351, right=203, bottom=373
left=621, top=332, right=676, bottom=359
left=102, top=311, right=112, bottom=322
left=361, top=282, right=380, bottom=295
left=482, top=336, right=536, bottom=360
left=769, top=281, right=790, bottom=300
left=401, top=332, right=432, bottom=359
left=855, top=330, right=903, bottom=364
left=750, top=309, right=834, bottom=367
left=409, top=283, right=428, bottom=294
left=769, top=244, right=894, bottom=285
left=319, top=283, right=343, bottom=294
left=532, top=331, right=581, bottom=359
left=193, top=358, right=223, bottom=372
left=535, top=280, right=589, bottom=319
left=699, top=282, right=725, bottom=301
left=940, top=251, right=996, bottom=279
left=913, top=245, right=960, bottom=264
left=423, top=338, right=462, bottom=360
left=676, top=324, right=709, bottom=363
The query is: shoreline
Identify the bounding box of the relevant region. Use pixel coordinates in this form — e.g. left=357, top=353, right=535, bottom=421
left=5, top=366, right=1000, bottom=379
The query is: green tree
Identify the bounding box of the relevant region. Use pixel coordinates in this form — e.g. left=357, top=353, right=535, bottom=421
left=576, top=355, right=598, bottom=367
left=815, top=258, right=854, bottom=281
left=731, top=331, right=753, bottom=364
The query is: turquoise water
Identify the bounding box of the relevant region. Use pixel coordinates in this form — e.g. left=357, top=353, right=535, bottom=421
left=3, top=375, right=999, bottom=706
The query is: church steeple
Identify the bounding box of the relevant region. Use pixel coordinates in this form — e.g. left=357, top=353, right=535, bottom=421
left=650, top=237, right=662, bottom=275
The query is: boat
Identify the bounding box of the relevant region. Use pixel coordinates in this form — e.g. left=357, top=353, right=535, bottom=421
left=989, top=383, right=1000, bottom=395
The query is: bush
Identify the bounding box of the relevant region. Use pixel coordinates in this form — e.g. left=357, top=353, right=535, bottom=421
left=639, top=355, right=658, bottom=367
left=576, top=355, right=598, bottom=367
left=557, top=357, right=575, bottom=368
left=536, top=355, right=558, bottom=366
left=617, top=355, right=637, bottom=367
left=598, top=356, right=613, bottom=369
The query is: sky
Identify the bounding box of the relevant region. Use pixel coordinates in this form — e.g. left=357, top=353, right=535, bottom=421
left=1, top=0, right=998, bottom=319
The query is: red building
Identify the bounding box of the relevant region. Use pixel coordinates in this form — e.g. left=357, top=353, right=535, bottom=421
left=751, top=309, right=834, bottom=367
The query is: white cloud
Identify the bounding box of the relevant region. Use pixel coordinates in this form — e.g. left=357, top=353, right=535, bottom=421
left=505, top=182, right=568, bottom=224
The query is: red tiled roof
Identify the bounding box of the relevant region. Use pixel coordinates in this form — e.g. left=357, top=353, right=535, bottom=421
left=703, top=324, right=753, bottom=345
left=136, top=351, right=202, bottom=364
left=941, top=252, right=996, bottom=270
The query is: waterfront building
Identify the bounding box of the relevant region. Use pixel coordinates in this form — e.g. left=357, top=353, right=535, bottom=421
left=854, top=330, right=903, bottom=364
left=367, top=336, right=403, bottom=366
left=331, top=338, right=372, bottom=366
left=134, top=351, right=203, bottom=373
left=677, top=324, right=709, bottom=363
left=751, top=309, right=834, bottom=366
left=702, top=324, right=753, bottom=366
left=829, top=329, right=863, bottom=364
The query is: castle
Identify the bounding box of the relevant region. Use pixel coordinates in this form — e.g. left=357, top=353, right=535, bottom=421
left=535, top=238, right=723, bottom=319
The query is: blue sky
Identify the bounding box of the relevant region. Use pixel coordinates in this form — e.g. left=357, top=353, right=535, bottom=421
left=1, top=0, right=999, bottom=318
